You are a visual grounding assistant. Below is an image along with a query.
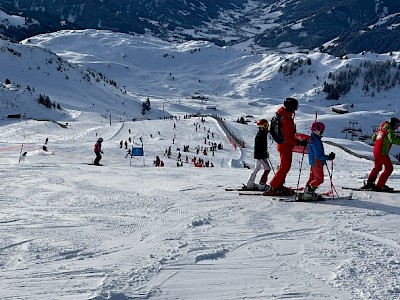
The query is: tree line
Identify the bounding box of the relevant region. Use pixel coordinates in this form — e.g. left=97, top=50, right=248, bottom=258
left=323, top=59, right=400, bottom=100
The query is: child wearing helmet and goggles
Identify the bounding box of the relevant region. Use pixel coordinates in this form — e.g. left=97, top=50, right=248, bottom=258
left=303, top=121, right=335, bottom=200
left=245, top=119, right=272, bottom=190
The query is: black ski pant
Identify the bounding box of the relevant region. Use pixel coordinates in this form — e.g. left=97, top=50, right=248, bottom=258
left=94, top=152, right=102, bottom=165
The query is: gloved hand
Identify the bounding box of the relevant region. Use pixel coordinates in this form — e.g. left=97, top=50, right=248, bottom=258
left=327, top=152, right=335, bottom=160
left=297, top=139, right=308, bottom=147
left=264, top=150, right=269, bottom=158
left=101, top=151, right=104, bottom=154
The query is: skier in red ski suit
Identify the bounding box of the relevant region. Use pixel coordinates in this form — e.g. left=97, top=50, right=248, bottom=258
left=266, top=98, right=308, bottom=196
left=363, top=117, right=400, bottom=191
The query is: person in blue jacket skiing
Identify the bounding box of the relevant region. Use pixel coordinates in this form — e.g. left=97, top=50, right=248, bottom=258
left=303, top=122, right=335, bottom=200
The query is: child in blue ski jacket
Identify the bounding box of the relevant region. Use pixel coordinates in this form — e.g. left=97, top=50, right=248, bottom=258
left=304, top=122, right=335, bottom=200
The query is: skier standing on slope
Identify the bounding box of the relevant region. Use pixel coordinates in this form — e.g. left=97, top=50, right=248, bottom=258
left=245, top=119, right=271, bottom=190
left=362, top=117, right=400, bottom=191
left=265, top=97, right=308, bottom=196
left=303, top=122, right=335, bottom=200
left=94, top=137, right=104, bottom=165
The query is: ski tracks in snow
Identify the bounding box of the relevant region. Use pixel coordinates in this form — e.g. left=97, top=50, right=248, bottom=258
left=1, top=157, right=400, bottom=299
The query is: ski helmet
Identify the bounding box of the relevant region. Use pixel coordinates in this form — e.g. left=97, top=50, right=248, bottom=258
left=257, top=119, right=269, bottom=129
left=389, top=117, right=400, bottom=128
left=98, top=137, right=103, bottom=142
left=311, top=122, right=325, bottom=133
left=283, top=97, right=299, bottom=112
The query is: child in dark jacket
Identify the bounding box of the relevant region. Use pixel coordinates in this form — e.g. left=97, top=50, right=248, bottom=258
left=304, top=122, right=335, bottom=200
left=245, top=119, right=271, bottom=190
left=94, top=137, right=104, bottom=165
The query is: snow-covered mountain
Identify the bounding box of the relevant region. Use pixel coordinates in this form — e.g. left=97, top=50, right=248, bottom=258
left=0, top=37, right=168, bottom=122
left=2, top=0, right=400, bottom=55
left=0, top=29, right=396, bottom=144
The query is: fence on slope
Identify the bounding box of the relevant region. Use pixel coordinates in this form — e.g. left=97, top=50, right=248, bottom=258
left=208, top=115, right=245, bottom=150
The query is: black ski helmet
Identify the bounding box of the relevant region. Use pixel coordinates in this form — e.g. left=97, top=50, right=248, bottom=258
left=389, top=117, right=400, bottom=128
left=283, top=97, right=299, bottom=112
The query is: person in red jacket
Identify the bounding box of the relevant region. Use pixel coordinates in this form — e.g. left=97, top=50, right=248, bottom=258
left=362, top=117, right=400, bottom=191
left=265, top=98, right=307, bottom=196
left=93, top=137, right=104, bottom=165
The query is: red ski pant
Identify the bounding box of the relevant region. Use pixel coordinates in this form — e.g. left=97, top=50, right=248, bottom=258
left=306, top=160, right=324, bottom=189
left=368, top=154, right=393, bottom=188
left=270, top=147, right=293, bottom=189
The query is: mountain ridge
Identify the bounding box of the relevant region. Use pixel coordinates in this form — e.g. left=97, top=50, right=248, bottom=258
left=1, top=29, right=399, bottom=145
left=1, top=0, right=400, bottom=55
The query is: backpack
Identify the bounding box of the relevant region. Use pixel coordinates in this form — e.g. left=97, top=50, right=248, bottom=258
left=94, top=142, right=100, bottom=152
left=270, top=113, right=284, bottom=144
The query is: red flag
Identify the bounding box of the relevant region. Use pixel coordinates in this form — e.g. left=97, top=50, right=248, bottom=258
left=293, top=133, right=310, bottom=154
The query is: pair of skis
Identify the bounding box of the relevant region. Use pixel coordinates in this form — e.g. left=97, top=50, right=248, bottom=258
left=226, top=185, right=400, bottom=202
left=341, top=187, right=400, bottom=193
left=237, top=192, right=352, bottom=202
left=225, top=186, right=351, bottom=202
left=224, top=186, right=304, bottom=192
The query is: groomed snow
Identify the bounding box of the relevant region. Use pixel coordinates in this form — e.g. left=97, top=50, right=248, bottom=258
left=1, top=115, right=399, bottom=300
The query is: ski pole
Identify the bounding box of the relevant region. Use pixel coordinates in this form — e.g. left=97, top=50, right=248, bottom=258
left=267, top=158, right=275, bottom=174
left=18, top=144, right=24, bottom=164
left=296, top=146, right=306, bottom=190
left=324, top=161, right=333, bottom=196
left=325, top=161, right=339, bottom=198
left=331, top=160, right=339, bottom=198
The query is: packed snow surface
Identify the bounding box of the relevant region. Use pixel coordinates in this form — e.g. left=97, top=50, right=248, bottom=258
left=1, top=116, right=399, bottom=300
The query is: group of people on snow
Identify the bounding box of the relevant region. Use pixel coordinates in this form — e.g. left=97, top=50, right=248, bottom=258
left=246, top=97, right=400, bottom=199
left=93, top=116, right=223, bottom=168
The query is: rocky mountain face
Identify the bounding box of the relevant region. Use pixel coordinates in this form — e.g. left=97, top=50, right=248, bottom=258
left=1, top=0, right=400, bottom=56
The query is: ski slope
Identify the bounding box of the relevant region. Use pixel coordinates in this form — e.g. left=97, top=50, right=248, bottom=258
left=1, top=114, right=399, bottom=300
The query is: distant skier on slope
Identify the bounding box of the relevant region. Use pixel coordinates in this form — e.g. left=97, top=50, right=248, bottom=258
left=94, top=137, right=104, bottom=165
left=245, top=119, right=271, bottom=190
left=302, top=122, right=335, bottom=200
left=362, top=117, right=400, bottom=191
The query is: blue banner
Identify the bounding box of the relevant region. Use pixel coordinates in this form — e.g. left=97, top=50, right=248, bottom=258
left=131, top=147, right=144, bottom=156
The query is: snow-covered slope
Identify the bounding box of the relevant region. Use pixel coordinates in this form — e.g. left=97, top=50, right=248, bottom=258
left=0, top=38, right=167, bottom=122
left=0, top=30, right=400, bottom=300
left=1, top=114, right=399, bottom=300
